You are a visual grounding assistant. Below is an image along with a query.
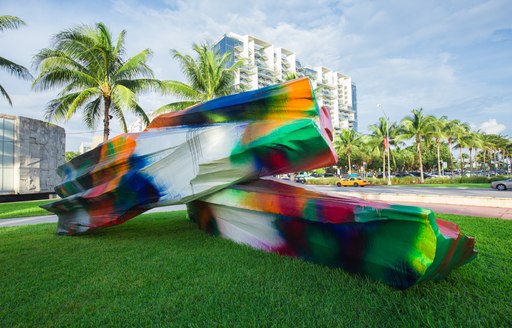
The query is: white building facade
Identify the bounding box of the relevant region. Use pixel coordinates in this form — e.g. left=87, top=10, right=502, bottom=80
left=214, top=32, right=358, bottom=132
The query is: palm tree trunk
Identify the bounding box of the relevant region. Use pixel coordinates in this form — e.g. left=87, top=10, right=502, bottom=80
left=103, top=97, right=111, bottom=142
left=436, top=140, right=442, bottom=176
left=382, top=151, right=386, bottom=179
left=348, top=152, right=352, bottom=174
left=459, top=147, right=463, bottom=176
left=487, top=149, right=491, bottom=177
left=483, top=150, right=486, bottom=173
left=448, top=140, right=454, bottom=176
left=469, top=148, right=473, bottom=176
left=417, top=141, right=424, bottom=183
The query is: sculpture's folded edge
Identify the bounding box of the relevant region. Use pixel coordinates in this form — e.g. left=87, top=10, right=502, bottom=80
left=186, top=178, right=477, bottom=289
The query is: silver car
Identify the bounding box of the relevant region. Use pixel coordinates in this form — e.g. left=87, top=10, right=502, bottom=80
left=491, top=178, right=512, bottom=191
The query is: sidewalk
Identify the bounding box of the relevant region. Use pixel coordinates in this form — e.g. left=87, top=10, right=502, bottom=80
left=0, top=205, right=187, bottom=228
left=391, top=202, right=512, bottom=220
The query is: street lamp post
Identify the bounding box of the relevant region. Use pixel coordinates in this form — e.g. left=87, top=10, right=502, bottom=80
left=377, top=104, right=392, bottom=186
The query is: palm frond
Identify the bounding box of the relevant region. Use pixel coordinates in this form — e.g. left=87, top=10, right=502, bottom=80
left=0, top=56, right=32, bottom=80
left=153, top=101, right=199, bottom=114
left=0, top=15, right=26, bottom=31
left=161, top=80, right=200, bottom=100
left=83, top=97, right=102, bottom=129
left=65, top=87, right=100, bottom=120
left=114, top=49, right=154, bottom=79
left=0, top=83, right=13, bottom=106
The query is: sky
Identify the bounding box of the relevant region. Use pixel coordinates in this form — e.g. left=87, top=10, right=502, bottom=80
left=1, top=0, right=511, bottom=150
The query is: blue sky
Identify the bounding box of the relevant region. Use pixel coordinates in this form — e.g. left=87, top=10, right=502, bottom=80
left=1, top=0, right=511, bottom=150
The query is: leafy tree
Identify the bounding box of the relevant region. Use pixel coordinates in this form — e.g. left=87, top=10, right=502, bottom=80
left=369, top=117, right=399, bottom=177
left=0, top=15, right=32, bottom=105
left=428, top=116, right=448, bottom=176
left=443, top=119, right=463, bottom=175
left=399, top=108, right=434, bottom=182
left=334, top=129, right=363, bottom=174
left=65, top=151, right=80, bottom=162
left=32, top=22, right=161, bottom=142
left=155, top=42, right=244, bottom=113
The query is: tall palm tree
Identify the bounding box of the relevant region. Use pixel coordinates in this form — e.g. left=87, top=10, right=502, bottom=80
left=466, top=132, right=482, bottom=176
left=400, top=108, right=434, bottom=182
left=369, top=117, right=398, bottom=178
left=32, top=22, right=160, bottom=142
left=0, top=15, right=32, bottom=105
left=443, top=119, right=463, bottom=175
left=455, top=129, right=472, bottom=175
left=335, top=129, right=363, bottom=174
left=155, top=42, right=244, bottom=113
left=429, top=116, right=448, bottom=176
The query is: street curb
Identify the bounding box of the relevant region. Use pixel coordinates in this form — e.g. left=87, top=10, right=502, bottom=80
left=342, top=192, right=512, bottom=208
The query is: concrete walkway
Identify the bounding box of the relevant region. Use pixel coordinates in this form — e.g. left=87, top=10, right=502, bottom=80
left=2, top=187, right=511, bottom=228
left=0, top=205, right=186, bottom=228
left=389, top=202, right=512, bottom=220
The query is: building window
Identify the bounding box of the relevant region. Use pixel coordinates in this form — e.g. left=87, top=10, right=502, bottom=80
left=0, top=118, right=15, bottom=192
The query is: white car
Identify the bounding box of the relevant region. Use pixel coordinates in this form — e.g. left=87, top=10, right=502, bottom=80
left=491, top=178, right=512, bottom=191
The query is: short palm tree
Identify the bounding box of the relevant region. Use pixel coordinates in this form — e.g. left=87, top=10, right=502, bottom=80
left=335, top=129, right=363, bottom=174
left=155, top=42, right=244, bottom=113
left=32, top=22, right=161, bottom=142
left=400, top=108, right=435, bottom=182
left=0, top=15, right=32, bottom=105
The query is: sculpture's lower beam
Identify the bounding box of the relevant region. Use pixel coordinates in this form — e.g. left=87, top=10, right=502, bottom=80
left=186, top=178, right=477, bottom=289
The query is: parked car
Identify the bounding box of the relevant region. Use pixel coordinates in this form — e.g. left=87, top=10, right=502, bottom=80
left=323, top=173, right=335, bottom=178
left=409, top=172, right=434, bottom=179
left=491, top=178, right=512, bottom=191
left=295, top=175, right=307, bottom=184
left=336, top=177, right=370, bottom=187
left=395, top=172, right=415, bottom=177
left=376, top=173, right=395, bottom=178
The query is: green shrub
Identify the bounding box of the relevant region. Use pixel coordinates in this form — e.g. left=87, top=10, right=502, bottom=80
left=305, top=177, right=339, bottom=185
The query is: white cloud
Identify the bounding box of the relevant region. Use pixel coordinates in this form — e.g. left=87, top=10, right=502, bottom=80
left=1, top=0, right=511, bottom=148
left=478, top=119, right=506, bottom=135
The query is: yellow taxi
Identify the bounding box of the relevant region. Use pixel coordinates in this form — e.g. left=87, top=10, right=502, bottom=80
left=336, top=177, right=370, bottom=187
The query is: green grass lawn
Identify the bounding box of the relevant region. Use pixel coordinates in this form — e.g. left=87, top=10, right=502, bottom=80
left=0, top=199, right=52, bottom=219
left=1, top=211, right=510, bottom=326
left=393, top=183, right=490, bottom=188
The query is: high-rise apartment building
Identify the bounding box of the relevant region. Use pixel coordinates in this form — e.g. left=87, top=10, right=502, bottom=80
left=214, top=32, right=358, bottom=132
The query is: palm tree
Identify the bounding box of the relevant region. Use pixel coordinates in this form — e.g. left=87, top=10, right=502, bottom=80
left=455, top=127, right=471, bottom=175
left=443, top=119, right=464, bottom=175
left=400, top=108, right=434, bottom=183
left=0, top=15, right=32, bottom=105
left=155, top=42, right=244, bottom=113
left=429, top=116, right=448, bottom=176
left=369, top=117, right=398, bottom=178
left=32, top=22, right=160, bottom=142
left=466, top=132, right=482, bottom=176
left=335, top=129, right=363, bottom=174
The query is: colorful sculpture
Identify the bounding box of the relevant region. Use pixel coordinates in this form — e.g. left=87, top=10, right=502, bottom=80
left=43, top=78, right=337, bottom=234
left=43, top=77, right=476, bottom=289
left=187, top=178, right=477, bottom=289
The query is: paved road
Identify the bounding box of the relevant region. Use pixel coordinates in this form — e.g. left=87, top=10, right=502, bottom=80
left=312, top=185, right=512, bottom=198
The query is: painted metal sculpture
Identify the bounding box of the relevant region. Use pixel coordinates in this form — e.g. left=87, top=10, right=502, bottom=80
left=186, top=178, right=476, bottom=289
left=44, top=78, right=337, bottom=234
left=43, top=77, right=476, bottom=289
